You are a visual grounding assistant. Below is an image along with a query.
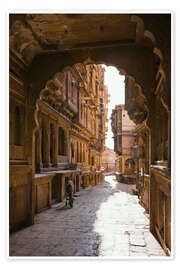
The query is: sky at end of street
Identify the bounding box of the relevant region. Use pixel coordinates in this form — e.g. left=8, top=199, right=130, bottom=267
left=102, top=65, right=125, bottom=151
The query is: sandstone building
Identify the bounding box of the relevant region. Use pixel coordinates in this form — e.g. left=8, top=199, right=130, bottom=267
left=111, top=104, right=136, bottom=175
left=10, top=57, right=108, bottom=232
left=101, top=147, right=116, bottom=172
left=9, top=14, right=171, bottom=255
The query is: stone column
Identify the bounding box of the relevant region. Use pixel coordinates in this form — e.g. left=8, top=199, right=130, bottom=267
left=76, top=175, right=80, bottom=192
left=51, top=124, right=56, bottom=166
left=39, top=128, right=43, bottom=169
left=61, top=175, right=65, bottom=201
left=86, top=144, right=88, bottom=165
left=35, top=128, right=43, bottom=172
left=73, top=174, right=76, bottom=193
left=78, top=142, right=80, bottom=163
left=54, top=125, right=58, bottom=167
left=145, top=131, right=149, bottom=174
left=67, top=128, right=71, bottom=163
left=44, top=120, right=51, bottom=167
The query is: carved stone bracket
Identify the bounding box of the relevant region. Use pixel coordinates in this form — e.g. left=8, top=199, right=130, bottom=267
left=125, top=75, right=149, bottom=125
left=153, top=48, right=170, bottom=113
left=10, top=20, right=42, bottom=64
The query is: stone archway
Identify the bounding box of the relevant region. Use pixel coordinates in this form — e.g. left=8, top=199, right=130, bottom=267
left=10, top=15, right=170, bottom=172
left=9, top=14, right=171, bottom=253
left=10, top=14, right=170, bottom=108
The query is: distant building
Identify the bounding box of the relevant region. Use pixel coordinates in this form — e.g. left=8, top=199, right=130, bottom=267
left=101, top=147, right=116, bottom=172
left=111, top=105, right=136, bottom=175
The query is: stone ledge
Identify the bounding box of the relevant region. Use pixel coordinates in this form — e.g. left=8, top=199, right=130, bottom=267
left=150, top=165, right=171, bottom=180
left=35, top=169, right=81, bottom=177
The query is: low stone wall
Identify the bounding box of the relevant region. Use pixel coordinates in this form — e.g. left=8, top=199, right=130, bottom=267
left=139, top=174, right=150, bottom=213
left=10, top=167, right=102, bottom=232
left=150, top=166, right=171, bottom=255
left=9, top=165, right=33, bottom=232
left=34, top=173, right=55, bottom=213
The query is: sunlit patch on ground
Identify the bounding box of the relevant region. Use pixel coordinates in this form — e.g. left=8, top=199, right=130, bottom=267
left=93, top=175, right=165, bottom=257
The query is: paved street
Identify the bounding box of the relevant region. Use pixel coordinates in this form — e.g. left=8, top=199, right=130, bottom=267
left=9, top=175, right=166, bottom=257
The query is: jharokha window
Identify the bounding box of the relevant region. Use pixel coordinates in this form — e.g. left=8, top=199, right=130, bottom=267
left=14, top=106, right=21, bottom=146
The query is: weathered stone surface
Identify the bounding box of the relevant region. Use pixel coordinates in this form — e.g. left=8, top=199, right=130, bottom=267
left=10, top=176, right=166, bottom=257
left=9, top=14, right=171, bottom=254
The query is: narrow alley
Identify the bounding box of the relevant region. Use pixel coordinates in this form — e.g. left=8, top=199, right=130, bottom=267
left=9, top=175, right=165, bottom=257
left=9, top=14, right=171, bottom=257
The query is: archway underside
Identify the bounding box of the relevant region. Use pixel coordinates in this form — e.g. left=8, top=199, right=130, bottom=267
left=10, top=13, right=170, bottom=120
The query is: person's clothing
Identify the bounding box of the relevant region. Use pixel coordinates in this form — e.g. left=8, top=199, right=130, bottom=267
left=66, top=180, right=74, bottom=195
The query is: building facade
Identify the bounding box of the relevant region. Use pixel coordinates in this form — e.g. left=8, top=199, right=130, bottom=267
left=111, top=104, right=136, bottom=176
left=101, top=147, right=116, bottom=172
left=9, top=57, right=108, bottom=232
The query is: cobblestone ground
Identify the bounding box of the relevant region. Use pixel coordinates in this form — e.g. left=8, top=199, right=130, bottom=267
left=9, top=175, right=166, bottom=257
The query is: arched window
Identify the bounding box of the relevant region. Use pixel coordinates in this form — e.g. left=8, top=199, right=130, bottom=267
left=58, top=127, right=65, bottom=155
left=125, top=159, right=135, bottom=169
left=14, top=106, right=21, bottom=145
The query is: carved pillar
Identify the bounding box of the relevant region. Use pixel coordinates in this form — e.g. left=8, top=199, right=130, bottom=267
left=78, top=142, right=80, bottom=163
left=39, top=128, right=43, bottom=169
left=61, top=175, right=65, bottom=201
left=160, top=88, right=171, bottom=169
left=35, top=127, right=43, bottom=172
left=146, top=129, right=151, bottom=175
left=80, top=143, right=82, bottom=163
left=74, top=140, right=77, bottom=163
left=54, top=125, right=58, bottom=167
left=50, top=123, right=55, bottom=166
left=67, top=128, right=71, bottom=163
left=76, top=141, right=79, bottom=163
left=44, top=120, right=51, bottom=167
left=85, top=144, right=88, bottom=165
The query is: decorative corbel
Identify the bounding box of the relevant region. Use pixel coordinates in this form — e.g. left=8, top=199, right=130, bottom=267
left=10, top=20, right=42, bottom=64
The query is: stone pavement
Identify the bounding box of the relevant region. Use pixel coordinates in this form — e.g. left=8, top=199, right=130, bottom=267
left=9, top=175, right=166, bottom=257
